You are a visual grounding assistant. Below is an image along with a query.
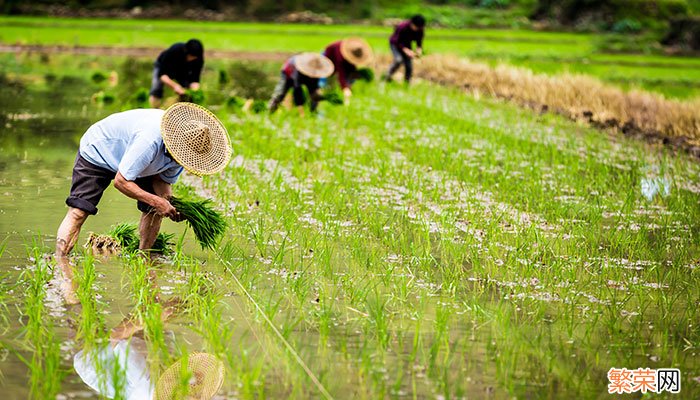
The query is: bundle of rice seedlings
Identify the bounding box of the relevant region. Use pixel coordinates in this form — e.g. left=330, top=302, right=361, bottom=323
left=251, top=99, right=268, bottom=114
left=153, top=232, right=176, bottom=255
left=107, top=223, right=174, bottom=254
left=84, top=232, right=120, bottom=254
left=320, top=91, right=343, bottom=105
left=179, top=89, right=205, bottom=105
left=169, top=195, right=227, bottom=250
left=356, top=68, right=374, bottom=82
left=109, top=222, right=139, bottom=252
left=226, top=96, right=245, bottom=110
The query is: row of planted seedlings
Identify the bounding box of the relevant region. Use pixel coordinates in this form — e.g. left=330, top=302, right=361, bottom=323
left=190, top=113, right=508, bottom=396
left=198, top=81, right=699, bottom=397
left=361, top=83, right=700, bottom=388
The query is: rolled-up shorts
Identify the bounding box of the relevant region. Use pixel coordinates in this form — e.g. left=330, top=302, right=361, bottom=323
left=149, top=62, right=164, bottom=98
left=66, top=153, right=159, bottom=215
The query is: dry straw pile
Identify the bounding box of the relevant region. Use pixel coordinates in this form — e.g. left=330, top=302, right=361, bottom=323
left=378, top=55, right=700, bottom=148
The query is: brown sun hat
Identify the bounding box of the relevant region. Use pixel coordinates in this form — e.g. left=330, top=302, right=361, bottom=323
left=155, top=353, right=225, bottom=400
left=340, top=37, right=374, bottom=67
left=161, top=103, right=232, bottom=176
left=294, top=53, right=335, bottom=78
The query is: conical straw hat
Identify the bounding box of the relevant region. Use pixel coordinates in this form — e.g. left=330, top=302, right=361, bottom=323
left=161, top=103, right=232, bottom=176
left=340, top=37, right=373, bottom=67
left=155, top=353, right=225, bottom=400
left=294, top=53, right=335, bottom=78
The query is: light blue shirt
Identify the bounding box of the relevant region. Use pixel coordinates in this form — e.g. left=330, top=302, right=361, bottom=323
left=79, top=109, right=183, bottom=184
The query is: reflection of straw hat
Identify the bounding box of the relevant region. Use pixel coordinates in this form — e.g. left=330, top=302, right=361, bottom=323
left=340, top=37, right=374, bottom=67
left=161, top=103, right=232, bottom=176
left=294, top=53, right=335, bottom=78
left=155, top=353, right=225, bottom=400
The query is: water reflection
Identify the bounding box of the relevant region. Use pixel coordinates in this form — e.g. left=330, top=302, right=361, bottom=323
left=72, top=297, right=224, bottom=400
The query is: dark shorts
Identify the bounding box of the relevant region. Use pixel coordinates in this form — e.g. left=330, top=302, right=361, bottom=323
left=66, top=153, right=158, bottom=215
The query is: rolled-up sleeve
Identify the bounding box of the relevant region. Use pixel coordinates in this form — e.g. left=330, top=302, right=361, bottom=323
left=118, top=140, right=158, bottom=181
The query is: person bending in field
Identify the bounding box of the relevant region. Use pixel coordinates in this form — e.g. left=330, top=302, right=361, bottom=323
left=149, top=39, right=204, bottom=108
left=321, top=37, right=373, bottom=105
left=55, top=103, right=231, bottom=304
left=268, top=53, right=334, bottom=117
left=384, top=14, right=426, bottom=84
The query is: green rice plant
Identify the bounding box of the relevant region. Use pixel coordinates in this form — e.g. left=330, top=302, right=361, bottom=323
left=90, top=71, right=107, bottom=84
left=355, top=68, right=374, bottom=82
left=180, top=89, right=205, bottom=105
left=226, top=95, right=246, bottom=110
left=251, top=99, right=268, bottom=114
left=108, top=222, right=139, bottom=252
left=133, top=87, right=149, bottom=104
left=170, top=191, right=227, bottom=250
left=320, top=91, right=343, bottom=105
left=106, top=222, right=174, bottom=253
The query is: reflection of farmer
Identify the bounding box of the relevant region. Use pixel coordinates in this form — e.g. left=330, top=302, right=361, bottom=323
left=321, top=38, right=373, bottom=105
left=74, top=299, right=225, bottom=399
left=384, top=15, right=426, bottom=84
left=150, top=39, right=204, bottom=108
left=268, top=53, right=334, bottom=117
left=55, top=103, right=231, bottom=304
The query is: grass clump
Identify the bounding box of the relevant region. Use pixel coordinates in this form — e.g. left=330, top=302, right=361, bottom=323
left=171, top=186, right=227, bottom=250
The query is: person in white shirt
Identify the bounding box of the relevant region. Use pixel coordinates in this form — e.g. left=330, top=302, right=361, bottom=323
left=55, top=103, right=231, bottom=304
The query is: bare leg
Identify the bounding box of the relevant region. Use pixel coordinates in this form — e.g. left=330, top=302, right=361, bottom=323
left=149, top=95, right=162, bottom=108
left=139, top=211, right=162, bottom=251
left=55, top=207, right=89, bottom=305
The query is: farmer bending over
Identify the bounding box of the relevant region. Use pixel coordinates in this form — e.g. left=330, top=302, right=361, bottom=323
left=321, top=37, right=373, bottom=105
left=149, top=39, right=204, bottom=108
left=385, top=14, right=426, bottom=84
left=55, top=103, right=231, bottom=304
left=268, top=53, right=334, bottom=117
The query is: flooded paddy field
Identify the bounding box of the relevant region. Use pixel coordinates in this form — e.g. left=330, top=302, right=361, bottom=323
left=0, top=51, right=699, bottom=398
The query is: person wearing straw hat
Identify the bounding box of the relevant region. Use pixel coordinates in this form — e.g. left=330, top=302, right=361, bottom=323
left=384, top=14, right=426, bottom=84
left=54, top=103, right=231, bottom=304
left=321, top=37, right=374, bottom=105
left=150, top=39, right=205, bottom=108
left=268, top=52, right=334, bottom=116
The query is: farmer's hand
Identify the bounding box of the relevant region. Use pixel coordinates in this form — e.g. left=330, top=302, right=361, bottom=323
left=153, top=197, right=177, bottom=218
left=174, top=84, right=186, bottom=95
left=403, top=48, right=416, bottom=58
left=416, top=48, right=423, bottom=58
left=189, top=82, right=200, bottom=90
left=343, top=87, right=352, bottom=105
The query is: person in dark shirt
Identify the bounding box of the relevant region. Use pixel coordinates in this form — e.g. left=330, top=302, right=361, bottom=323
left=384, top=15, right=425, bottom=84
left=268, top=53, right=334, bottom=117
left=149, top=39, right=204, bottom=108
left=322, top=38, right=373, bottom=105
